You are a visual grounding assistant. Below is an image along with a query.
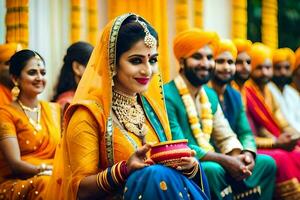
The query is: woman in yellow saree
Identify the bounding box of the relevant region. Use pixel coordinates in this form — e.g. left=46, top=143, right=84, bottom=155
left=0, top=50, right=61, bottom=199
left=46, top=14, right=211, bottom=200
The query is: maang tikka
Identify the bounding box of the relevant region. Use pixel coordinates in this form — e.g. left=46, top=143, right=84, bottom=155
left=135, top=17, right=157, bottom=49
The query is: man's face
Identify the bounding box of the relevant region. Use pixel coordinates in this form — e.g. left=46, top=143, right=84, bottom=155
left=181, top=45, right=214, bottom=87
left=251, top=59, right=273, bottom=86
left=234, top=52, right=251, bottom=83
left=213, top=52, right=236, bottom=86
left=272, top=60, right=292, bottom=87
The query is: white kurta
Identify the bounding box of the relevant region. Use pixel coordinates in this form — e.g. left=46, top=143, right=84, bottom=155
left=268, top=82, right=300, bottom=131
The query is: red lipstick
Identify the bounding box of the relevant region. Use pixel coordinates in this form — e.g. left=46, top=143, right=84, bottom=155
left=135, top=78, right=150, bottom=85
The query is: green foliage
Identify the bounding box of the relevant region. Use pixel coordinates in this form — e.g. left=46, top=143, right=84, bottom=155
left=278, top=0, right=300, bottom=50
left=247, top=0, right=262, bottom=42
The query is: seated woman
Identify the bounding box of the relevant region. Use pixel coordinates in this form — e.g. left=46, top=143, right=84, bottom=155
left=46, top=14, right=210, bottom=200
left=0, top=50, right=61, bottom=199
left=53, top=41, right=93, bottom=112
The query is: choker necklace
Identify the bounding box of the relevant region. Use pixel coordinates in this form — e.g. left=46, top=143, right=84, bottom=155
left=112, top=90, right=148, bottom=142
left=18, top=100, right=42, bottom=132
left=18, top=100, right=39, bottom=112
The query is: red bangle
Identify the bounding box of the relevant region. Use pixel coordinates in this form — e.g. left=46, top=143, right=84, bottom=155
left=120, top=161, right=129, bottom=179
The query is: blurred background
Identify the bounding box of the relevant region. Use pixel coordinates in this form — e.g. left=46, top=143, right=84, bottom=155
left=0, top=0, right=299, bottom=100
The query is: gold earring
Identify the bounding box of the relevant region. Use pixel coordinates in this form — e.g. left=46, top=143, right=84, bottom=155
left=11, top=83, right=20, bottom=101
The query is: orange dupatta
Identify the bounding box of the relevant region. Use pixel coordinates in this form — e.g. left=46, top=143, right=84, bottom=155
left=244, top=79, right=282, bottom=137
left=47, top=13, right=172, bottom=200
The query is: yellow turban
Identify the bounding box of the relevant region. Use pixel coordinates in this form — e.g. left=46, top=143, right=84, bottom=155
left=272, top=48, right=295, bottom=69
left=295, top=47, right=300, bottom=71
left=0, top=43, right=22, bottom=62
left=214, top=39, right=237, bottom=60
left=173, top=28, right=219, bottom=61
left=249, top=42, right=272, bottom=70
left=233, top=38, right=252, bottom=54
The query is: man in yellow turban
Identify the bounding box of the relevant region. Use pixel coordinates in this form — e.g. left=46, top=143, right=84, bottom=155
left=244, top=43, right=300, bottom=199
left=164, top=29, right=255, bottom=199
left=232, top=38, right=252, bottom=93
left=268, top=48, right=300, bottom=132
left=0, top=43, right=22, bottom=105
left=292, top=47, right=300, bottom=93
left=210, top=39, right=276, bottom=200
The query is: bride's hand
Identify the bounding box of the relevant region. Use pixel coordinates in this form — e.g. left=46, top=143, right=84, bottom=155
left=126, top=144, right=152, bottom=174
left=175, top=150, right=198, bottom=171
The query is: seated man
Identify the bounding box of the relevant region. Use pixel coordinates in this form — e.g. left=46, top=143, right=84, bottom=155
left=231, top=38, right=252, bottom=96
left=210, top=39, right=276, bottom=200
left=244, top=42, right=300, bottom=199
left=269, top=48, right=300, bottom=132
left=164, top=29, right=271, bottom=199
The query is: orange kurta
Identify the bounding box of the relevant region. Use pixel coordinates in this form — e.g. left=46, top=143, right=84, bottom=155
left=0, top=84, right=12, bottom=106
left=0, top=101, right=61, bottom=199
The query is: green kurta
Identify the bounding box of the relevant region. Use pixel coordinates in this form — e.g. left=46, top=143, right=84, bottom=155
left=164, top=80, right=276, bottom=200
left=164, top=81, right=243, bottom=159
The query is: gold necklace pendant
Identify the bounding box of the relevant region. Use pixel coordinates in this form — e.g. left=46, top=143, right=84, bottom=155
left=112, top=90, right=148, bottom=139
left=18, top=101, right=42, bottom=132
left=18, top=100, right=39, bottom=112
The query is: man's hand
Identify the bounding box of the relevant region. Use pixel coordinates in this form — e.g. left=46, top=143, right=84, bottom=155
left=275, top=132, right=297, bottom=151
left=222, top=155, right=251, bottom=181
left=240, top=151, right=255, bottom=173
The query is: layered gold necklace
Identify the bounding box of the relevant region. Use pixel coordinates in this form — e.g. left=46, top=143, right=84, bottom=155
left=112, top=90, right=148, bottom=142
left=18, top=100, right=42, bottom=132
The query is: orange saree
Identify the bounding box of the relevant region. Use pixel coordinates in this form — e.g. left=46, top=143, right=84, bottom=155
left=0, top=84, right=12, bottom=106
left=0, top=101, right=61, bottom=199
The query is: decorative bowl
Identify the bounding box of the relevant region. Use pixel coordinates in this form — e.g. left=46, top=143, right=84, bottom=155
left=150, top=139, right=191, bottom=167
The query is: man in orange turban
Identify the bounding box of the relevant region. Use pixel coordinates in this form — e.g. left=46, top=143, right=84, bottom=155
left=164, top=29, right=260, bottom=199
left=292, top=47, right=300, bottom=93
left=232, top=39, right=252, bottom=92
left=244, top=43, right=300, bottom=199
left=268, top=48, right=300, bottom=132
left=0, top=43, right=22, bottom=105
left=210, top=39, right=276, bottom=200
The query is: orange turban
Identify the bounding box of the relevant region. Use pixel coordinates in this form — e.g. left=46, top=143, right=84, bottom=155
left=173, top=28, right=219, bottom=61
left=249, top=42, right=272, bottom=70
left=233, top=38, right=252, bottom=54
left=272, top=48, right=295, bottom=69
left=0, top=43, right=22, bottom=62
left=295, top=47, right=300, bottom=71
left=214, top=39, right=237, bottom=60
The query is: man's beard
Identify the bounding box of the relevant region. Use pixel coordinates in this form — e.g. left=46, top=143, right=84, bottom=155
left=272, top=75, right=292, bottom=88
left=251, top=75, right=271, bottom=86
left=234, top=72, right=250, bottom=85
left=0, top=69, right=13, bottom=88
left=183, top=62, right=214, bottom=87
left=212, top=73, right=234, bottom=86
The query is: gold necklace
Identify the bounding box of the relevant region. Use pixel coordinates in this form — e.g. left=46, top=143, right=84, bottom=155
left=112, top=90, right=148, bottom=141
left=18, top=100, right=42, bottom=132
left=18, top=100, right=39, bottom=112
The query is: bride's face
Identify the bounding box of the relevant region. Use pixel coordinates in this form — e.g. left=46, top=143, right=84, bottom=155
left=113, top=39, right=158, bottom=96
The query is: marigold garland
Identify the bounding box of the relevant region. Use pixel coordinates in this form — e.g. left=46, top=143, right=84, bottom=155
left=232, top=0, right=247, bottom=39
left=262, top=0, right=278, bottom=49
left=174, top=75, right=214, bottom=151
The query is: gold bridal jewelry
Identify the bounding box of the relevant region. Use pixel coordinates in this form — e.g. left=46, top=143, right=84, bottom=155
left=112, top=90, right=148, bottom=141
left=11, top=83, right=20, bottom=101
left=18, top=100, right=42, bottom=132
left=135, top=17, right=157, bottom=49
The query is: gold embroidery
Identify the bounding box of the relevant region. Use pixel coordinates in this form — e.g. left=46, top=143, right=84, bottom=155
left=160, top=181, right=168, bottom=191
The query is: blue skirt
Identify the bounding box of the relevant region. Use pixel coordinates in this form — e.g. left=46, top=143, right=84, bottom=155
left=124, top=164, right=210, bottom=200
